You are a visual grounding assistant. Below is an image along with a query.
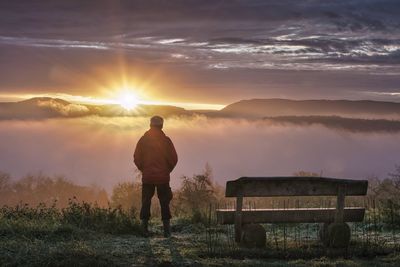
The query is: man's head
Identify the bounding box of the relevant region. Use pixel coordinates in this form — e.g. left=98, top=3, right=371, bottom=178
left=150, top=115, right=164, bottom=129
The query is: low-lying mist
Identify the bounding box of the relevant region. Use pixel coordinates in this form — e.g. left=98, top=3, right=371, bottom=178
left=0, top=115, right=399, bottom=192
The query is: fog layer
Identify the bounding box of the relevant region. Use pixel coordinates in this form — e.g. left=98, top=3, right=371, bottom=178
left=0, top=116, right=399, bottom=191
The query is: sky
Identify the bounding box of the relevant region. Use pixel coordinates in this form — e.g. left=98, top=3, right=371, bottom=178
left=0, top=1, right=400, bottom=192
left=1, top=0, right=400, bottom=107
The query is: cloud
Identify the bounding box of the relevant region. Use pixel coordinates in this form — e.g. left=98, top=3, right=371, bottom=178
left=364, top=91, right=400, bottom=97
left=36, top=99, right=90, bottom=117
left=1, top=0, right=400, bottom=74
left=1, top=0, right=400, bottom=102
left=264, top=116, right=400, bottom=133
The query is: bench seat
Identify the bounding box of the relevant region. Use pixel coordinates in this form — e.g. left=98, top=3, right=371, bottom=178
left=216, top=207, right=365, bottom=224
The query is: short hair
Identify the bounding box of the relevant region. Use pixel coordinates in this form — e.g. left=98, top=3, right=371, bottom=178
left=150, top=115, right=164, bottom=128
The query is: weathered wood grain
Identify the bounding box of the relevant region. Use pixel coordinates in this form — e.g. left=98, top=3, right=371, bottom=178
left=216, top=207, right=365, bottom=224
left=225, top=177, right=368, bottom=197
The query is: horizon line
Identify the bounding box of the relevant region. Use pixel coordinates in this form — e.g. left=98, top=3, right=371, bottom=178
left=0, top=93, right=227, bottom=111
left=2, top=93, right=400, bottom=109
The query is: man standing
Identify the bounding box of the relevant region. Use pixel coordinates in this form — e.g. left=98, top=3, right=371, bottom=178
left=133, top=116, right=178, bottom=237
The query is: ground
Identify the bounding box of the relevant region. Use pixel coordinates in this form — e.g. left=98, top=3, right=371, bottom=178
left=1, top=219, right=400, bottom=267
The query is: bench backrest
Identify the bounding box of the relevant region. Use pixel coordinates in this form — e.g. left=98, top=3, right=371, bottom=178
left=225, top=177, right=368, bottom=197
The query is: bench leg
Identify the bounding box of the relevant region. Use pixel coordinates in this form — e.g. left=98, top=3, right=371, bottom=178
left=240, top=223, right=266, bottom=248
left=335, top=184, right=346, bottom=223
left=319, top=223, right=330, bottom=246
left=320, top=222, right=351, bottom=248
left=234, top=196, right=243, bottom=242
left=327, top=222, right=351, bottom=248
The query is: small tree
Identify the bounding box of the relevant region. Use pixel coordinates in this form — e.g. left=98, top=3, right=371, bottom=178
left=388, top=164, right=400, bottom=190
left=110, top=169, right=142, bottom=213
left=0, top=172, right=11, bottom=205
left=110, top=182, right=141, bottom=214
left=175, top=164, right=221, bottom=222
left=370, top=165, right=400, bottom=226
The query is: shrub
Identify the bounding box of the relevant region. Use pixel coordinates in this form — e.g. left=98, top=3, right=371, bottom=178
left=0, top=200, right=141, bottom=236
left=61, top=198, right=140, bottom=234
left=110, top=181, right=141, bottom=214
left=174, top=165, right=223, bottom=223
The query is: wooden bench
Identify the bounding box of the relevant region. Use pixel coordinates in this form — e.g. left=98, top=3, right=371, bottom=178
left=216, top=176, right=368, bottom=248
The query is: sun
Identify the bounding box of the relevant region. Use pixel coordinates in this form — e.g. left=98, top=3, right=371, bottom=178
left=115, top=89, right=140, bottom=110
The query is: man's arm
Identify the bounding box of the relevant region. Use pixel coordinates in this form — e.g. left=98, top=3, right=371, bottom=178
left=133, top=137, right=144, bottom=171
left=166, top=137, right=178, bottom=172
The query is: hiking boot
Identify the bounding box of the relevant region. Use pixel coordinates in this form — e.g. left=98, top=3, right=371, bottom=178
left=141, top=220, right=149, bottom=236
left=163, top=219, right=171, bottom=238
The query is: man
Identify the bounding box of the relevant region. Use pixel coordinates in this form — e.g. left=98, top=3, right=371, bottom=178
left=133, top=115, right=178, bottom=237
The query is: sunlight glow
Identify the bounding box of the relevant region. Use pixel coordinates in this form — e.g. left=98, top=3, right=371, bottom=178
left=114, top=89, right=140, bottom=110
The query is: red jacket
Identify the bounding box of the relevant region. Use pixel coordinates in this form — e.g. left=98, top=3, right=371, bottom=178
left=133, top=127, right=178, bottom=184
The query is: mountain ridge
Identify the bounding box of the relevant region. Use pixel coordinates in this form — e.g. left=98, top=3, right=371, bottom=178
left=2, top=97, right=400, bottom=120
left=0, top=97, right=189, bottom=120
left=220, top=98, right=400, bottom=118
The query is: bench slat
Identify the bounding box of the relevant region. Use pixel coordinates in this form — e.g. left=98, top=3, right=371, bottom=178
left=216, top=207, right=365, bottom=224
left=226, top=177, right=368, bottom=197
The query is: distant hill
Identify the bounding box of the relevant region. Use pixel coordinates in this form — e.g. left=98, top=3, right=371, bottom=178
left=0, top=97, right=73, bottom=120
left=2, top=97, right=400, bottom=121
left=220, top=99, right=400, bottom=119
left=0, top=97, right=190, bottom=120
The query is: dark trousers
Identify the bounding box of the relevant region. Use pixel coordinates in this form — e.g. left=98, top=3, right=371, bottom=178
left=140, top=183, right=173, bottom=221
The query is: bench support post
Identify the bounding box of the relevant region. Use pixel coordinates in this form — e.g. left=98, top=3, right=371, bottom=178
left=335, top=185, right=346, bottom=223
left=234, top=195, right=243, bottom=242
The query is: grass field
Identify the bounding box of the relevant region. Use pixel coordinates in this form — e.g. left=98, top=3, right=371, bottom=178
left=1, top=202, right=400, bottom=267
